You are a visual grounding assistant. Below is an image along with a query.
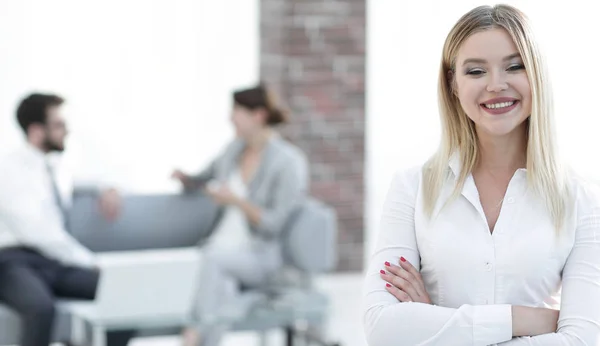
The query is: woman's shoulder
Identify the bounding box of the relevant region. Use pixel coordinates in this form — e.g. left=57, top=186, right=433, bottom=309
left=566, top=170, right=600, bottom=215
left=271, top=136, right=308, bottom=164
left=388, top=163, right=427, bottom=195
left=392, top=164, right=424, bottom=183
left=219, top=138, right=245, bottom=156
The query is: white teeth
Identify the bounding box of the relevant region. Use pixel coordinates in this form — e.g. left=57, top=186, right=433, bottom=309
left=484, top=101, right=515, bottom=109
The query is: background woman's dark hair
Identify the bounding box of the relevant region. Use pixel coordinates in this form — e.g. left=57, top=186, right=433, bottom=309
left=233, top=83, right=289, bottom=126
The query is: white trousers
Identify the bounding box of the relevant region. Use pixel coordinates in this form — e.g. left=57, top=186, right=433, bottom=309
left=193, top=242, right=281, bottom=346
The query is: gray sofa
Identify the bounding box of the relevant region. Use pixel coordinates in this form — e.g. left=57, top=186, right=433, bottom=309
left=0, top=191, right=337, bottom=345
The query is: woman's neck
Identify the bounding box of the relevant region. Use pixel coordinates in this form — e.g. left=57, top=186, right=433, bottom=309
left=475, top=125, right=527, bottom=175
left=244, top=129, right=273, bottom=153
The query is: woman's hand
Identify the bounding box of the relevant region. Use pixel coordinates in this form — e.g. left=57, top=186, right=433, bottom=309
left=171, top=169, right=190, bottom=183
left=205, top=184, right=241, bottom=206
left=379, top=257, right=431, bottom=304
left=512, top=306, right=559, bottom=337
left=171, top=169, right=197, bottom=189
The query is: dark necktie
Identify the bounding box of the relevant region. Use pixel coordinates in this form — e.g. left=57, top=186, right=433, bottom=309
left=46, top=162, right=70, bottom=231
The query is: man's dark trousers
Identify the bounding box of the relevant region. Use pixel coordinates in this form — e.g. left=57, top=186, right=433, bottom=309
left=0, top=247, right=135, bottom=346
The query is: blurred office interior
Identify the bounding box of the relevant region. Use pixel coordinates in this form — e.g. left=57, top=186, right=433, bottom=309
left=0, top=1, right=599, bottom=346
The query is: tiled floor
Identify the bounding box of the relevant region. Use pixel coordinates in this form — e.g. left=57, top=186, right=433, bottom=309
left=129, top=273, right=367, bottom=346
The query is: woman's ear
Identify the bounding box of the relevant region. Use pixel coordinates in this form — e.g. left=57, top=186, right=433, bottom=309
left=254, top=107, right=269, bottom=125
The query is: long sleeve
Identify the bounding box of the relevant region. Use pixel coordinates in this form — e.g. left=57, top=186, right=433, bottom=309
left=363, top=168, right=513, bottom=346
left=184, top=141, right=236, bottom=193
left=496, top=186, right=600, bottom=345
left=254, top=151, right=308, bottom=239
left=188, top=158, right=217, bottom=190
left=0, top=165, right=96, bottom=268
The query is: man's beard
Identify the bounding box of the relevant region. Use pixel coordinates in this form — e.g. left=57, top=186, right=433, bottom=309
left=42, top=136, right=64, bottom=153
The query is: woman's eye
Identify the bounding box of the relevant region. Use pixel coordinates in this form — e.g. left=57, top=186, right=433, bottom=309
left=507, top=64, right=525, bottom=71
left=466, top=68, right=485, bottom=75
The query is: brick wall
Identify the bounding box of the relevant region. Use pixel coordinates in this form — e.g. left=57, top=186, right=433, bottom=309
left=260, top=0, right=366, bottom=271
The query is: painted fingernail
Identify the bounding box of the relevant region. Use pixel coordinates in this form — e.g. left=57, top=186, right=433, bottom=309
left=386, top=283, right=392, bottom=288
left=400, top=257, right=406, bottom=262
left=380, top=270, right=386, bottom=274
left=384, top=261, right=391, bottom=266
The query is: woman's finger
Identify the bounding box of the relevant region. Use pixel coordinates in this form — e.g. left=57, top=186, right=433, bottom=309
left=384, top=261, right=425, bottom=296
left=384, top=283, right=412, bottom=302
left=399, top=257, right=426, bottom=289
left=380, top=268, right=420, bottom=301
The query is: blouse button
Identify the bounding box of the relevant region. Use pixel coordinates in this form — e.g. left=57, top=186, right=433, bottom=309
left=506, top=197, right=515, bottom=204
left=485, top=262, right=493, bottom=271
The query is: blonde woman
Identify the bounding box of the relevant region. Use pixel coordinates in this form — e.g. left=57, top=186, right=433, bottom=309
left=363, top=4, right=600, bottom=345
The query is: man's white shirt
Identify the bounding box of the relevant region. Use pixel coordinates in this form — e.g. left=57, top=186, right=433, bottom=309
left=0, top=144, right=95, bottom=267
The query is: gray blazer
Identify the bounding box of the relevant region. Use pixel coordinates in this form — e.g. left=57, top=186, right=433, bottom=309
left=189, top=134, right=309, bottom=242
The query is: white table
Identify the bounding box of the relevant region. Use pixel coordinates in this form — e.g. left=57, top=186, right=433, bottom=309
left=69, top=302, right=192, bottom=346
left=67, top=248, right=202, bottom=346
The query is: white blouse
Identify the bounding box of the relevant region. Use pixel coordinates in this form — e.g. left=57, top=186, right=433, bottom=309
left=205, top=169, right=254, bottom=252
left=362, top=156, right=600, bottom=346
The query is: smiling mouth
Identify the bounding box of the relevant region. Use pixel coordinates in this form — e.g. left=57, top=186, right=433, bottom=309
left=482, top=101, right=516, bottom=109
left=480, top=100, right=519, bottom=115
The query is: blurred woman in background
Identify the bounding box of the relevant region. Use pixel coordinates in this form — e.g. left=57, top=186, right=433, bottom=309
left=172, top=83, right=309, bottom=346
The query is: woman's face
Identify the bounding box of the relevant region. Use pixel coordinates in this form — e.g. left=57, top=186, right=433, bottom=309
left=230, top=104, right=264, bottom=138
left=453, top=28, right=532, bottom=139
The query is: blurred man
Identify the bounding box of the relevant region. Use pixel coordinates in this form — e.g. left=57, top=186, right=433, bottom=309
left=0, top=93, right=135, bottom=346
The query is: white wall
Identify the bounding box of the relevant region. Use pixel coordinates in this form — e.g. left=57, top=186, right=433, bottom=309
left=366, top=1, right=600, bottom=265
left=0, top=0, right=258, bottom=193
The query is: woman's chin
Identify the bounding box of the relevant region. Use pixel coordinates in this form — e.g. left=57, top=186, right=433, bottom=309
left=478, top=123, right=527, bottom=138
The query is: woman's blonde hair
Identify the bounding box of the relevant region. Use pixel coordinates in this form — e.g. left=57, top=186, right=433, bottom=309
left=423, top=4, right=571, bottom=231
